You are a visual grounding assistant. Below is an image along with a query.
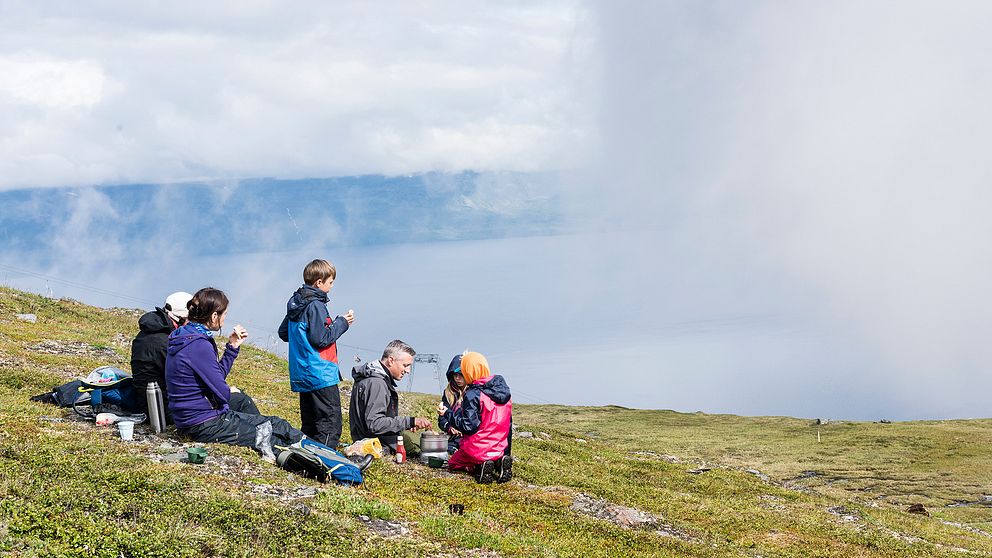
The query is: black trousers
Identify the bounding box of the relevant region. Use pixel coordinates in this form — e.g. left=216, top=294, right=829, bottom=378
left=229, top=391, right=260, bottom=415
left=180, top=410, right=304, bottom=454
left=299, top=384, right=342, bottom=448
left=137, top=386, right=260, bottom=425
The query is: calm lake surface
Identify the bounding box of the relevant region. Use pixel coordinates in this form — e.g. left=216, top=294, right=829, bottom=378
left=4, top=231, right=983, bottom=421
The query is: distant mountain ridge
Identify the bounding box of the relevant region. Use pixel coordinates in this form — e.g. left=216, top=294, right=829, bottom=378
left=0, top=171, right=562, bottom=262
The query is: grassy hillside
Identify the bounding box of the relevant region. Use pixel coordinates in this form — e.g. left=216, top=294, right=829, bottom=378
left=1, top=286, right=991, bottom=557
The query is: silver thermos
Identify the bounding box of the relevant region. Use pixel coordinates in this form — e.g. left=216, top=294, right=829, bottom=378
left=146, top=381, right=166, bottom=433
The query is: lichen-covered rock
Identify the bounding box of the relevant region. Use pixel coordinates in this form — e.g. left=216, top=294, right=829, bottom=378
left=358, top=515, right=408, bottom=538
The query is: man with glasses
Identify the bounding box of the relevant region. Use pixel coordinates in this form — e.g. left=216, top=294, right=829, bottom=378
left=349, top=339, right=432, bottom=454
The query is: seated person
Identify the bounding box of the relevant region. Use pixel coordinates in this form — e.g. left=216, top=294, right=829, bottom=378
left=165, top=287, right=304, bottom=456
left=349, top=340, right=431, bottom=453
left=131, top=291, right=191, bottom=418
left=437, top=354, right=466, bottom=454
left=445, top=351, right=513, bottom=484
left=132, top=290, right=259, bottom=423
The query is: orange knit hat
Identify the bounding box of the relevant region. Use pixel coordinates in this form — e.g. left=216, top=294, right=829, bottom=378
left=459, top=351, right=491, bottom=384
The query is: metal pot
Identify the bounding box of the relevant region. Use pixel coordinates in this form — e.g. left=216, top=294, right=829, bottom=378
left=420, top=432, right=448, bottom=454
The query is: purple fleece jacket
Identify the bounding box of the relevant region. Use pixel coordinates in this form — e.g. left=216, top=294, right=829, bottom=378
left=164, top=323, right=239, bottom=429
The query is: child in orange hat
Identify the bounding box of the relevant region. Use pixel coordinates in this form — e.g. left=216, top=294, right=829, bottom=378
left=443, top=351, right=513, bottom=483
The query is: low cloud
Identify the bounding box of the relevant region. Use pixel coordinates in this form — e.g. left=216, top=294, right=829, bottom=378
left=580, top=1, right=992, bottom=416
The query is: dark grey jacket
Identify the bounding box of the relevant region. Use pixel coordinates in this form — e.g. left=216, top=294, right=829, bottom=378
left=349, top=359, right=414, bottom=452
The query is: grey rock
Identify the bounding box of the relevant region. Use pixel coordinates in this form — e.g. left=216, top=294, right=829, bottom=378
left=571, top=493, right=696, bottom=542
left=746, top=469, right=770, bottom=482
left=250, top=484, right=319, bottom=502
left=162, top=451, right=189, bottom=463
left=15, top=313, right=37, bottom=323
left=827, top=505, right=861, bottom=522
left=358, top=515, right=408, bottom=538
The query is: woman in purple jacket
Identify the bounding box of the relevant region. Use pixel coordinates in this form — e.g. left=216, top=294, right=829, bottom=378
left=165, top=287, right=304, bottom=456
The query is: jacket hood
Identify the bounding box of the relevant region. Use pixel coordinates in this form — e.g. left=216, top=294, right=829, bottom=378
left=167, top=323, right=214, bottom=356
left=352, top=359, right=393, bottom=384
left=460, top=351, right=490, bottom=384
left=286, top=285, right=328, bottom=321
left=479, top=374, right=511, bottom=404
left=445, top=354, right=462, bottom=383
left=138, top=307, right=174, bottom=334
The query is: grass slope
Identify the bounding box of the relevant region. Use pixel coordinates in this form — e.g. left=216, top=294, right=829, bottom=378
left=1, top=287, right=991, bottom=557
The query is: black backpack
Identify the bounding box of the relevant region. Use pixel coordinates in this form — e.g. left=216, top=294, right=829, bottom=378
left=276, top=447, right=330, bottom=482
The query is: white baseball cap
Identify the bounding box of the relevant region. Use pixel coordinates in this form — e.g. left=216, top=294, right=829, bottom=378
left=164, top=291, right=193, bottom=319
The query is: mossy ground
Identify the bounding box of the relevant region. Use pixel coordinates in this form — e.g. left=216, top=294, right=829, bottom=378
left=1, top=287, right=990, bottom=557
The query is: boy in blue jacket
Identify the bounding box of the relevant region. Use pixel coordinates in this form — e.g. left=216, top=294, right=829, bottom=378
left=278, top=259, right=355, bottom=448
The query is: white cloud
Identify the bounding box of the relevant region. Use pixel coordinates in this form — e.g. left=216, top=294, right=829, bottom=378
left=0, top=1, right=592, bottom=189
left=0, top=53, right=106, bottom=109
left=50, top=187, right=125, bottom=265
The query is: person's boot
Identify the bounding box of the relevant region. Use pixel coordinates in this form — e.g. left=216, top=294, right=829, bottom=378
left=475, top=460, right=496, bottom=484
left=495, top=455, right=513, bottom=483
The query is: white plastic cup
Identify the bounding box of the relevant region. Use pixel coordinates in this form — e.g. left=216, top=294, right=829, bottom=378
left=118, top=421, right=135, bottom=441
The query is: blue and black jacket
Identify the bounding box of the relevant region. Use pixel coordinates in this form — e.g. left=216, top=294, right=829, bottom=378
left=278, top=285, right=349, bottom=393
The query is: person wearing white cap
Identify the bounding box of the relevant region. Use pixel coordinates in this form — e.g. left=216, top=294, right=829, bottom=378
left=130, top=292, right=193, bottom=418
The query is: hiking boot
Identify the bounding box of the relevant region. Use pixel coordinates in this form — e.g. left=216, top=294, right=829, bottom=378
left=475, top=460, right=496, bottom=484
left=495, top=455, right=513, bottom=483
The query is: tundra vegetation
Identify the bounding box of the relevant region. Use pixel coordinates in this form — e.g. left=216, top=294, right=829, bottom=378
left=1, top=287, right=990, bottom=557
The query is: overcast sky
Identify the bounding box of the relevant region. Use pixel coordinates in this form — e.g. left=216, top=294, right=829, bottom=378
left=3, top=2, right=992, bottom=418
left=0, top=1, right=592, bottom=189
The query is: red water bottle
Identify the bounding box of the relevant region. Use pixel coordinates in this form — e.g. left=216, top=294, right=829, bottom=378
left=395, top=435, right=406, bottom=464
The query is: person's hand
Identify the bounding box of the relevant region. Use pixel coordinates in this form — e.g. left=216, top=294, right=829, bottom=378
left=448, top=427, right=463, bottom=436
left=343, top=309, right=355, bottom=326
left=436, top=402, right=447, bottom=415
left=229, top=325, right=248, bottom=348
left=413, top=417, right=431, bottom=430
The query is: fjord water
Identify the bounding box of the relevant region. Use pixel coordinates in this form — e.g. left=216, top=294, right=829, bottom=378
left=5, top=228, right=953, bottom=422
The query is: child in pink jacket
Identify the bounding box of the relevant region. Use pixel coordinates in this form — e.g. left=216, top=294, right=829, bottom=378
left=444, top=351, right=513, bottom=483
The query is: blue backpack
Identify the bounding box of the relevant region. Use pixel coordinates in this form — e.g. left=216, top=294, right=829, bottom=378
left=29, top=366, right=141, bottom=419
left=277, top=438, right=364, bottom=485
left=73, top=366, right=141, bottom=417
